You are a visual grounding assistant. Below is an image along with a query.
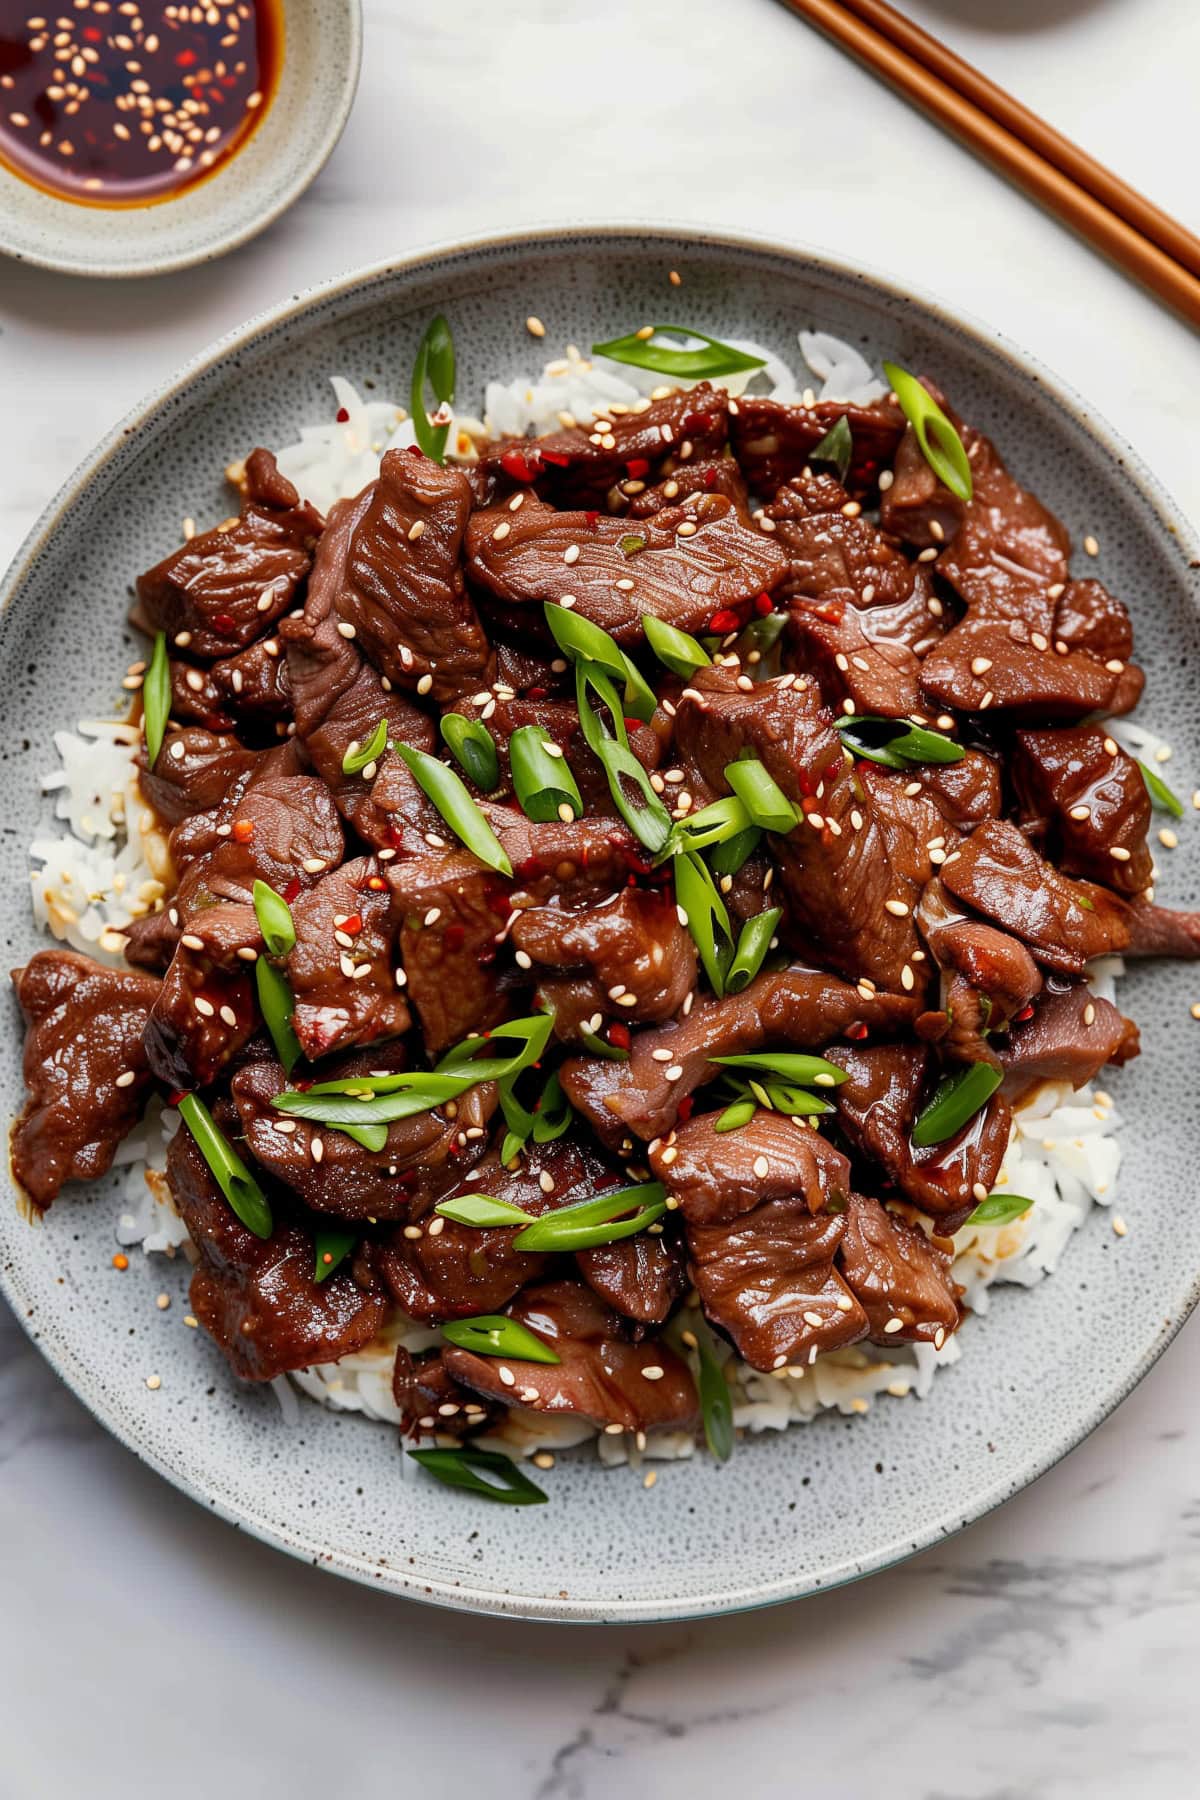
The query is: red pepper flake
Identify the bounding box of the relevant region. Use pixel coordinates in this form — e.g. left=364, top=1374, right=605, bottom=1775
left=607, top=1022, right=631, bottom=1050
left=703, top=467, right=718, bottom=490
left=525, top=685, right=548, bottom=701
left=231, top=817, right=254, bottom=843
left=1014, top=1003, right=1036, bottom=1022
left=211, top=612, right=237, bottom=636
left=336, top=407, right=350, bottom=423
left=624, top=718, right=642, bottom=736
left=366, top=876, right=387, bottom=892
left=584, top=510, right=599, bottom=529
left=176, top=49, right=197, bottom=67
left=625, top=457, right=650, bottom=479
left=112, top=1253, right=129, bottom=1271
left=754, top=591, right=774, bottom=616
left=676, top=1095, right=694, bottom=1123
left=846, top=1022, right=870, bottom=1040
left=500, top=446, right=542, bottom=483
left=542, top=450, right=572, bottom=468
left=283, top=876, right=301, bottom=903
left=167, top=1090, right=187, bottom=1108
left=407, top=443, right=426, bottom=458
left=82, top=24, right=102, bottom=40
left=682, top=411, right=715, bottom=433
left=708, top=607, right=741, bottom=634
left=340, top=912, right=363, bottom=936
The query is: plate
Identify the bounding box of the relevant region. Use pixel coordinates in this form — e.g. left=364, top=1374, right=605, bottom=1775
left=0, top=0, right=361, bottom=279
left=2, top=225, right=1198, bottom=1621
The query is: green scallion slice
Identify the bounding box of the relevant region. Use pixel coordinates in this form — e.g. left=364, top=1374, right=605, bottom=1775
left=178, top=1092, right=272, bottom=1240
left=691, top=1316, right=735, bottom=1462
left=342, top=717, right=389, bottom=776
left=882, top=362, right=973, bottom=504
left=509, top=725, right=583, bottom=824
left=670, top=793, right=755, bottom=856
left=511, top=1182, right=667, bottom=1253
left=643, top=613, right=711, bottom=678
left=592, top=325, right=766, bottom=380
left=674, top=849, right=733, bottom=996
left=543, top=601, right=656, bottom=723
left=725, top=908, right=782, bottom=994
left=713, top=1050, right=848, bottom=1086
left=575, top=664, right=673, bottom=854
left=709, top=825, right=763, bottom=878
left=910, top=1061, right=1003, bottom=1148
left=441, top=1314, right=560, bottom=1364
left=963, top=1191, right=1035, bottom=1228
left=255, top=956, right=302, bottom=1075
left=837, top=715, right=965, bottom=769
left=142, top=630, right=170, bottom=768
left=808, top=413, right=853, bottom=482
left=714, top=1098, right=757, bottom=1134
left=410, top=314, right=456, bottom=464
left=396, top=744, right=512, bottom=876
left=723, top=757, right=798, bottom=834
left=407, top=1447, right=547, bottom=1506
left=578, top=1023, right=630, bottom=1062
left=313, top=1229, right=356, bottom=1283
left=252, top=879, right=296, bottom=958
left=531, top=1071, right=572, bottom=1143
left=434, top=1193, right=535, bottom=1228
left=441, top=713, right=500, bottom=791
left=1137, top=759, right=1184, bottom=818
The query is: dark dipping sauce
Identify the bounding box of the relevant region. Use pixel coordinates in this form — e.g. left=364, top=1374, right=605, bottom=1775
left=0, top=0, right=282, bottom=206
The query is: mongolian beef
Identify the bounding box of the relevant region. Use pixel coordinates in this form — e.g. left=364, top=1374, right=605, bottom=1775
left=11, top=317, right=1200, bottom=1504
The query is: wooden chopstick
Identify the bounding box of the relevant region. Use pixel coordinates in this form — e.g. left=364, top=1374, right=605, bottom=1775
left=778, top=0, right=1200, bottom=330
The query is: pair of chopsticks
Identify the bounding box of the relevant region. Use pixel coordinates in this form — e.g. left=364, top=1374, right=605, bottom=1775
left=778, top=0, right=1200, bottom=330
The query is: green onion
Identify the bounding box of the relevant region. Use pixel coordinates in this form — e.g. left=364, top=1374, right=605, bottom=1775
left=531, top=1071, right=572, bottom=1143
left=435, top=1193, right=535, bottom=1228
left=713, top=1050, right=848, bottom=1086
left=882, top=362, right=973, bottom=504
left=669, top=794, right=755, bottom=856
left=178, top=1092, right=272, bottom=1240
left=255, top=956, right=302, bottom=1075
left=339, top=1122, right=389, bottom=1153
left=738, top=610, right=787, bottom=657
left=509, top=725, right=583, bottom=824
left=691, top=1317, right=734, bottom=1462
left=709, top=826, right=762, bottom=877
left=252, top=879, right=296, bottom=957
left=726, top=908, right=782, bottom=993
left=441, top=1314, right=560, bottom=1364
left=578, top=1023, right=630, bottom=1061
left=497, top=1076, right=536, bottom=1165
left=837, top=715, right=965, bottom=769
left=674, top=849, right=733, bottom=996
left=511, top=1182, right=667, bottom=1252
left=808, top=414, right=853, bottom=483
left=911, top=1061, right=1003, bottom=1148
left=592, top=325, right=766, bottom=380
left=643, top=613, right=711, bottom=678
left=272, top=1080, right=465, bottom=1129
left=618, top=533, right=646, bottom=558
left=721, top=1074, right=832, bottom=1117
left=441, top=713, right=500, bottom=791
left=396, top=744, right=512, bottom=876
left=723, top=758, right=798, bottom=834
left=963, top=1191, right=1035, bottom=1228
left=341, top=717, right=389, bottom=776
left=407, top=1447, right=547, bottom=1506
left=410, top=314, right=455, bottom=464
left=434, top=1013, right=555, bottom=1080
left=1137, top=759, right=1184, bottom=818
left=142, top=630, right=170, bottom=767
left=714, top=1098, right=757, bottom=1133
left=575, top=664, right=673, bottom=854
left=313, top=1229, right=356, bottom=1283
left=543, top=601, right=656, bottom=723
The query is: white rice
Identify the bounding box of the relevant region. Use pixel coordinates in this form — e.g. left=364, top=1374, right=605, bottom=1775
left=25, top=327, right=1172, bottom=1469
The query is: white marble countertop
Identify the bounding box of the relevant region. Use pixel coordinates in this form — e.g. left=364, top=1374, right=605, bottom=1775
left=2, top=3, right=1198, bottom=1793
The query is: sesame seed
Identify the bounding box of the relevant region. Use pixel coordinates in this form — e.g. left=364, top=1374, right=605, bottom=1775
left=934, top=1327, right=946, bottom=1350
left=145, top=1375, right=161, bottom=1391
left=1159, top=828, right=1178, bottom=849
left=1103, top=736, right=1119, bottom=756
left=498, top=1366, right=516, bottom=1387
left=1110, top=846, right=1132, bottom=861
left=884, top=1318, right=904, bottom=1335
left=1083, top=1001, right=1096, bottom=1025
left=676, top=520, right=697, bottom=537
left=302, top=857, right=327, bottom=873
left=802, top=1311, right=824, bottom=1328
left=884, top=898, right=909, bottom=917
left=970, top=656, right=993, bottom=676
left=643, top=1470, right=658, bottom=1490
left=641, top=1365, right=664, bottom=1381
left=900, top=964, right=915, bottom=991
left=660, top=1146, right=678, bottom=1166
left=563, top=543, right=580, bottom=565
left=753, top=1155, right=770, bottom=1178
left=311, top=1138, right=324, bottom=1164
left=114, top=1069, right=137, bottom=1088
left=917, top=546, right=938, bottom=563
left=218, top=1004, right=237, bottom=1027
left=416, top=673, right=433, bottom=695
left=1112, top=1215, right=1128, bottom=1237
left=336, top=621, right=356, bottom=639
left=1084, top=534, right=1099, bottom=556
left=492, top=521, right=510, bottom=542
left=526, top=315, right=546, bottom=338
left=423, top=907, right=442, bottom=926
left=193, top=996, right=214, bottom=1018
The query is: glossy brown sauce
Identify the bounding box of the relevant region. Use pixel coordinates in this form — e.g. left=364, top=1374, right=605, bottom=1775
left=0, top=0, right=282, bottom=207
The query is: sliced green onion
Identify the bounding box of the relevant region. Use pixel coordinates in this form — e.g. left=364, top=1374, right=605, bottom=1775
left=674, top=849, right=733, bottom=996
left=721, top=1074, right=832, bottom=1117
left=723, top=758, right=798, bottom=834
left=252, top=879, right=296, bottom=957
left=882, top=362, right=973, bottom=504
left=543, top=601, right=656, bottom=723
left=272, top=1079, right=463, bottom=1129
left=342, top=717, right=389, bottom=776
left=911, top=1061, right=1003, bottom=1148
left=441, top=713, right=500, bottom=791
left=575, top=664, right=673, bottom=854
left=396, top=744, right=512, bottom=876
left=435, top=1193, right=535, bottom=1228
left=531, top=1071, right=572, bottom=1143
left=407, top=1447, right=547, bottom=1506
left=434, top=1013, right=555, bottom=1081
left=497, top=1076, right=536, bottom=1165
left=643, top=613, right=711, bottom=678
left=618, top=533, right=646, bottom=558
left=691, top=1317, right=734, bottom=1463
left=714, top=1098, right=757, bottom=1133
left=735, top=609, right=788, bottom=661
left=314, top=1229, right=356, bottom=1283
left=1137, top=759, right=1184, bottom=818
left=142, top=630, right=170, bottom=767
left=713, top=1050, right=847, bottom=1086
left=410, top=314, right=455, bottom=464
left=670, top=793, right=755, bottom=856
left=808, top=414, right=853, bottom=482
left=837, top=715, right=965, bottom=769
left=441, top=1314, right=560, bottom=1364
left=963, top=1191, right=1035, bottom=1228
left=256, top=956, right=302, bottom=1075
left=726, top=908, right=782, bottom=994
left=709, top=825, right=762, bottom=878
left=509, top=725, right=583, bottom=823
left=339, top=1122, right=389, bottom=1153
left=578, top=1022, right=630, bottom=1061
left=592, top=325, right=766, bottom=380
left=178, top=1092, right=272, bottom=1240
left=511, top=1182, right=667, bottom=1252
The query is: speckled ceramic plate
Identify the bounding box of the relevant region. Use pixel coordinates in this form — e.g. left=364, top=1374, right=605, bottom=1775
left=0, top=1, right=360, bottom=278
left=2, top=226, right=1198, bottom=1622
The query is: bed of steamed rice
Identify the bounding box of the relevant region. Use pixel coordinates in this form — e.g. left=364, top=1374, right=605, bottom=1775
left=24, top=325, right=1175, bottom=1469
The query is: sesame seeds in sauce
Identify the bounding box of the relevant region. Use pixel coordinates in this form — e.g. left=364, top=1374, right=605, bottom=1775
left=0, top=0, right=283, bottom=206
